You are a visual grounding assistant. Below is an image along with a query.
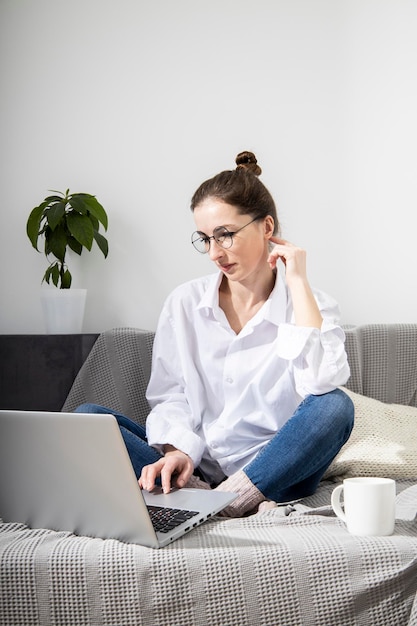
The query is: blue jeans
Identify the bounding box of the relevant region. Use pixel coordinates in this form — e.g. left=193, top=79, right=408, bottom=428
left=76, top=388, right=353, bottom=502
left=244, top=388, right=354, bottom=502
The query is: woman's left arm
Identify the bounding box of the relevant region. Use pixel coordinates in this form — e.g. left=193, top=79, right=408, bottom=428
left=268, top=237, right=323, bottom=328
left=268, top=237, right=350, bottom=394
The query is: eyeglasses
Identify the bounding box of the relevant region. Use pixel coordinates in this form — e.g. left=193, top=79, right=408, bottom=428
left=191, top=216, right=261, bottom=254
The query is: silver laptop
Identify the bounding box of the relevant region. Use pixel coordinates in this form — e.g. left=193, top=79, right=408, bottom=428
left=0, top=410, right=236, bottom=548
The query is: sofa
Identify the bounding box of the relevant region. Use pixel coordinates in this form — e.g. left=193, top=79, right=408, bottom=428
left=1, top=324, right=417, bottom=626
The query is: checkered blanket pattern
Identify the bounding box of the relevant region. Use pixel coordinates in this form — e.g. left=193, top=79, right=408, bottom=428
left=1, top=480, right=417, bottom=626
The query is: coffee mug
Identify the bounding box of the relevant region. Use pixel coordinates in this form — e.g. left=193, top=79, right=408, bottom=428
left=331, top=477, right=396, bottom=536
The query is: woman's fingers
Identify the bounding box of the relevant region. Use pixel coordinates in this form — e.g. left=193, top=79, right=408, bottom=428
left=139, top=450, right=194, bottom=494
left=267, top=238, right=307, bottom=278
left=139, top=459, right=164, bottom=492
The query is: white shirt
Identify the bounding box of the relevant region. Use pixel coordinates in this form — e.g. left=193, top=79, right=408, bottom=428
left=146, top=269, right=350, bottom=482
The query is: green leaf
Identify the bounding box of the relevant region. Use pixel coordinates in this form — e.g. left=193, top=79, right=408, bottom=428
left=67, top=236, right=83, bottom=255
left=43, top=262, right=60, bottom=286
left=51, top=263, right=60, bottom=287
left=67, top=212, right=94, bottom=250
left=44, top=194, right=64, bottom=203
left=83, top=195, right=108, bottom=230
left=46, top=225, right=67, bottom=262
left=26, top=202, right=49, bottom=249
left=43, top=264, right=54, bottom=284
left=68, top=195, right=88, bottom=215
left=93, top=230, right=109, bottom=258
left=43, top=262, right=71, bottom=289
left=46, top=201, right=66, bottom=231
left=61, top=269, right=72, bottom=289
left=89, top=213, right=99, bottom=231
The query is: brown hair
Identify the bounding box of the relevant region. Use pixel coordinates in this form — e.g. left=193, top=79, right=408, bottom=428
left=191, top=151, right=279, bottom=235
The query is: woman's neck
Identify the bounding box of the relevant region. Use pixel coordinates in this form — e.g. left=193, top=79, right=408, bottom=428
left=219, top=267, right=276, bottom=333
left=221, top=265, right=276, bottom=305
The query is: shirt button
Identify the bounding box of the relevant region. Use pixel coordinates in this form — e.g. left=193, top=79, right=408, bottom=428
left=225, top=377, right=233, bottom=384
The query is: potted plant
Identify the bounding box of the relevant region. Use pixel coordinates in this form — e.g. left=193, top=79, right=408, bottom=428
left=26, top=189, right=109, bottom=333
left=27, top=188, right=109, bottom=288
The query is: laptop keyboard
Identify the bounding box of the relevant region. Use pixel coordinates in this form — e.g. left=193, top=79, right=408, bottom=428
left=147, top=505, right=199, bottom=533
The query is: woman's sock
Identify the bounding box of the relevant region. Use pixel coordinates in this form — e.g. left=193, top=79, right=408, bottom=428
left=185, top=474, right=212, bottom=490
left=215, top=470, right=265, bottom=517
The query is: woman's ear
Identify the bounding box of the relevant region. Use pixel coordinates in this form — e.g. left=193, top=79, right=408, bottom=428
left=264, top=215, right=275, bottom=240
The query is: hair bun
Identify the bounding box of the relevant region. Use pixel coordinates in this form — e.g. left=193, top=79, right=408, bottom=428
left=235, top=151, right=262, bottom=176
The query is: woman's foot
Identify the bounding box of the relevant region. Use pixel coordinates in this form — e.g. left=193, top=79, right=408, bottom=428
left=215, top=470, right=265, bottom=517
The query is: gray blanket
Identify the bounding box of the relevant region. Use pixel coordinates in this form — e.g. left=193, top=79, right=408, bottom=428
left=1, top=479, right=417, bottom=625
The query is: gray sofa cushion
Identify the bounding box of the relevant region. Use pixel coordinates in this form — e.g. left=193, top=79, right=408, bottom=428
left=63, top=327, right=154, bottom=425
left=343, top=323, right=417, bottom=405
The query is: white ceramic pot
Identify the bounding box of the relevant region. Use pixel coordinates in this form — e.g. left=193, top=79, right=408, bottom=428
left=40, top=288, right=87, bottom=334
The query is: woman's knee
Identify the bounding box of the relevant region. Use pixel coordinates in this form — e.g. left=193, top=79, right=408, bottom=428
left=313, top=387, right=353, bottom=415
left=332, top=387, right=354, bottom=425
left=303, top=388, right=354, bottom=439
left=74, top=403, right=111, bottom=414
left=318, top=388, right=354, bottom=441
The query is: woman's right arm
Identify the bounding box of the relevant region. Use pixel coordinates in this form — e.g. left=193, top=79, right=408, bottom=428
left=143, top=306, right=205, bottom=490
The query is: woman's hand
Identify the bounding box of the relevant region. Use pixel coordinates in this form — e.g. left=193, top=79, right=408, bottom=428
left=267, top=236, right=307, bottom=282
left=268, top=236, right=323, bottom=329
left=139, top=445, right=194, bottom=494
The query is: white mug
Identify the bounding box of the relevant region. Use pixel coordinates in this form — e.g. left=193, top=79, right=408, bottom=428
left=331, top=477, right=396, bottom=536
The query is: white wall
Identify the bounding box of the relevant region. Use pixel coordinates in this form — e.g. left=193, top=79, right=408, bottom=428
left=1, top=0, right=416, bottom=334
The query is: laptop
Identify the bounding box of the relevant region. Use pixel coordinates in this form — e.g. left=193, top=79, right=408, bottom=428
left=0, top=410, right=237, bottom=548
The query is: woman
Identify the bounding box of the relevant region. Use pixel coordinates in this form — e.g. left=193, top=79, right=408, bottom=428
left=78, top=151, right=354, bottom=517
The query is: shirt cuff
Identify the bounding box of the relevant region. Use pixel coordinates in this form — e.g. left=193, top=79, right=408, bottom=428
left=147, top=416, right=206, bottom=468
left=276, top=324, right=316, bottom=360
left=276, top=320, right=342, bottom=360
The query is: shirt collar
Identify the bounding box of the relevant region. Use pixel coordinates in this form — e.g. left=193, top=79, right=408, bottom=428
left=196, top=272, right=223, bottom=313
left=196, top=268, right=289, bottom=326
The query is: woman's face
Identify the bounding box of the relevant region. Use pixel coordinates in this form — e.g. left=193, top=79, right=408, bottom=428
left=193, top=198, right=273, bottom=282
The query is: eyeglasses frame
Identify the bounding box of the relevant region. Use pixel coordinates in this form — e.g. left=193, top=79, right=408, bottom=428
left=191, top=216, right=262, bottom=254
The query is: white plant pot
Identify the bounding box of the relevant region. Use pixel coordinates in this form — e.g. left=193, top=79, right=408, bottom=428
left=40, top=288, right=87, bottom=334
